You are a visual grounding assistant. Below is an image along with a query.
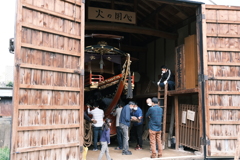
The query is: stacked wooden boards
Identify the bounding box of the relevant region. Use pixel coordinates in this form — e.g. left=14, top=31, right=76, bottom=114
left=11, top=0, right=85, bottom=159
left=201, top=5, right=240, bottom=157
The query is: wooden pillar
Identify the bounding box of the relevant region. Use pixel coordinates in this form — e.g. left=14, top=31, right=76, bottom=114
left=234, top=132, right=240, bottom=160
left=174, top=96, right=179, bottom=150
left=134, top=0, right=138, bottom=26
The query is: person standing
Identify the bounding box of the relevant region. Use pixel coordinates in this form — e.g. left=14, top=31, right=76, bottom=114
left=98, top=118, right=113, bottom=160
left=157, top=65, right=175, bottom=90
left=146, top=97, right=163, bottom=158
left=112, top=103, right=123, bottom=150
left=146, top=98, right=153, bottom=107
left=88, top=102, right=104, bottom=151
left=119, top=101, right=135, bottom=155
left=131, top=104, right=143, bottom=150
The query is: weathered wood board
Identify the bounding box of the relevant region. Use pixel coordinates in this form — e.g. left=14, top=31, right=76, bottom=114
left=11, top=0, right=85, bottom=159
left=201, top=4, right=240, bottom=157
left=179, top=104, right=200, bottom=150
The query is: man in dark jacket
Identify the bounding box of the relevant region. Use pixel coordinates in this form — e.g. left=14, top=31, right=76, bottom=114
left=131, top=104, right=143, bottom=150
left=157, top=65, right=175, bottom=90
left=119, top=101, right=135, bottom=155
left=146, top=97, right=163, bottom=158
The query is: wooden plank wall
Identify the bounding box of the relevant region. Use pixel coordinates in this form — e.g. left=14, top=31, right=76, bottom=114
left=11, top=0, right=85, bottom=159
left=175, top=45, right=185, bottom=90
left=179, top=104, right=200, bottom=150
left=0, top=98, right=13, bottom=116
left=184, top=35, right=198, bottom=89
left=203, top=5, right=240, bottom=157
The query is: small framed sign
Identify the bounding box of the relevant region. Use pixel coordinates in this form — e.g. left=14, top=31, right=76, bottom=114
left=182, top=111, right=186, bottom=124
left=187, top=110, right=195, bottom=121
left=88, top=7, right=136, bottom=24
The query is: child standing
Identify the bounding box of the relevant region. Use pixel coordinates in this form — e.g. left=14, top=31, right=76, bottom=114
left=98, top=118, right=113, bottom=160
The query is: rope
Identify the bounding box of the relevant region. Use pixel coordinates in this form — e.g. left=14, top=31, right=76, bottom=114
left=83, top=120, right=93, bottom=147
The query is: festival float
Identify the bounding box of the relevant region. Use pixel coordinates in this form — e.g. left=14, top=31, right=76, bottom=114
left=83, top=34, right=134, bottom=147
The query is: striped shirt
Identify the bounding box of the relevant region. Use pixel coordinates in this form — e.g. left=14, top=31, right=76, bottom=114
left=88, top=107, right=104, bottom=127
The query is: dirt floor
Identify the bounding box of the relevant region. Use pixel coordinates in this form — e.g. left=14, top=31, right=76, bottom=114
left=86, top=139, right=204, bottom=160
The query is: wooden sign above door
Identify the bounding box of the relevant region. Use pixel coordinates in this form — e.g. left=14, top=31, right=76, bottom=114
left=88, top=7, right=136, bottom=24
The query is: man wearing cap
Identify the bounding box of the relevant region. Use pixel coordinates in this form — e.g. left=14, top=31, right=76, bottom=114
left=146, top=97, right=163, bottom=158
left=119, top=101, right=135, bottom=155
left=157, top=65, right=175, bottom=90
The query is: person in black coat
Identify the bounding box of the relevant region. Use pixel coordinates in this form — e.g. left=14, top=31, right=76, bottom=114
left=157, top=65, right=175, bottom=90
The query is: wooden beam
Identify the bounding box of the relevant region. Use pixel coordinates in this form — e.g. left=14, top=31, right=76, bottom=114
left=89, top=0, right=134, bottom=6
left=148, top=0, right=200, bottom=7
left=207, top=48, right=240, bottom=52
left=17, top=124, right=79, bottom=131
left=208, top=62, right=240, bottom=66
left=167, top=88, right=198, bottom=96
left=206, top=20, right=240, bottom=24
left=119, top=44, right=147, bottom=53
left=208, top=91, right=240, bottom=95
left=210, top=136, right=238, bottom=140
left=138, top=4, right=166, bottom=25
left=134, top=0, right=138, bottom=26
left=210, top=121, right=240, bottom=125
left=209, top=106, right=240, bottom=110
left=205, top=5, right=240, bottom=10
left=21, top=43, right=80, bottom=57
left=174, top=15, right=196, bottom=30
left=61, top=0, right=81, bottom=6
left=171, top=5, right=189, bottom=18
left=20, top=63, right=78, bottom=74
left=22, top=22, right=81, bottom=40
left=18, top=105, right=80, bottom=110
left=174, top=96, right=179, bottom=150
left=85, top=22, right=177, bottom=39
left=20, top=84, right=81, bottom=92
left=207, top=34, right=240, bottom=38
left=22, top=2, right=81, bottom=22
left=208, top=77, right=240, bottom=80
left=16, top=143, right=80, bottom=153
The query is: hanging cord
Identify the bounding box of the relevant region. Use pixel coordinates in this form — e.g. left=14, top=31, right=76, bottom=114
left=83, top=120, right=93, bottom=147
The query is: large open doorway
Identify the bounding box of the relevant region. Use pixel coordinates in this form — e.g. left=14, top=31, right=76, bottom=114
left=84, top=0, right=204, bottom=159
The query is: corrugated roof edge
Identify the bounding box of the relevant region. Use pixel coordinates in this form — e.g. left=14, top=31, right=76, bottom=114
left=158, top=0, right=204, bottom=5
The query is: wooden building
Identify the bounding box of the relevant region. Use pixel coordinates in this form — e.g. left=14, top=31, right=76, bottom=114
left=0, top=87, right=13, bottom=117
left=11, top=0, right=240, bottom=159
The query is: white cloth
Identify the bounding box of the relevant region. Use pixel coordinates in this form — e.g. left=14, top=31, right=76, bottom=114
left=88, top=107, right=104, bottom=127
left=113, top=107, right=122, bottom=127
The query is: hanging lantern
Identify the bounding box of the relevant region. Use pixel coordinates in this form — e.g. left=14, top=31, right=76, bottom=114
left=99, top=54, right=104, bottom=69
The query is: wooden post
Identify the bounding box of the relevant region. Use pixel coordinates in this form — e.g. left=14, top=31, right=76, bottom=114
left=234, top=132, right=240, bottom=160
left=168, top=97, right=175, bottom=148
left=174, top=96, right=179, bottom=150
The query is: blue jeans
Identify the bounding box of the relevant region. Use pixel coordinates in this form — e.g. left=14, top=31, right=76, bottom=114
left=160, top=80, right=175, bottom=90
left=93, top=127, right=102, bottom=149
left=119, top=123, right=129, bottom=152
left=116, top=126, right=123, bottom=149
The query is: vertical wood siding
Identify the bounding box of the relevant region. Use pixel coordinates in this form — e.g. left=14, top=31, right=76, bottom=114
left=179, top=104, right=200, bottom=150
left=0, top=98, right=13, bottom=116
left=203, top=5, right=240, bottom=157
left=11, top=0, right=85, bottom=159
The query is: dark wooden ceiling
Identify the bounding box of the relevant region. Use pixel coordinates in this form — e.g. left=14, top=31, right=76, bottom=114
left=85, top=0, right=199, bottom=52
